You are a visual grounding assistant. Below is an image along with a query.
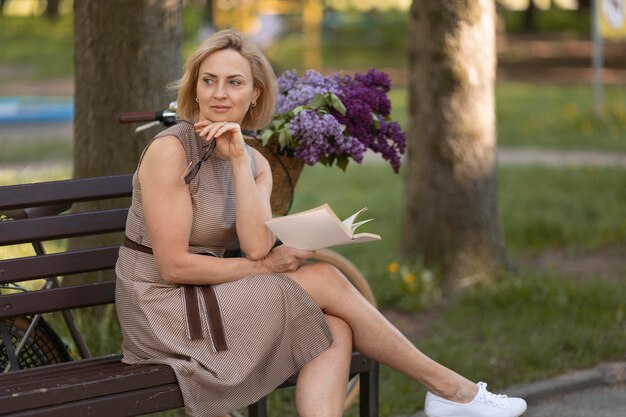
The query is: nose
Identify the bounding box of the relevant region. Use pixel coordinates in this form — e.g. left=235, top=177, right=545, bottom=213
left=213, top=80, right=228, bottom=99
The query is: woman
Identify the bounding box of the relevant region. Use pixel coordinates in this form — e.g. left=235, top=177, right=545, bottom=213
left=116, top=29, right=526, bottom=417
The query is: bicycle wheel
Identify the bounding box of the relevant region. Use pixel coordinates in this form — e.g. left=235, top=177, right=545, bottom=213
left=310, top=248, right=377, bottom=412
left=1, top=316, right=72, bottom=371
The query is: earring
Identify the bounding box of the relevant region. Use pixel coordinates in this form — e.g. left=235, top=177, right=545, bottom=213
left=251, top=101, right=257, bottom=108
left=195, top=98, right=200, bottom=103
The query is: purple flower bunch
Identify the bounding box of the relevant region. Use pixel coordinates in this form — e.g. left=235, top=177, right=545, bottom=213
left=260, top=68, right=406, bottom=172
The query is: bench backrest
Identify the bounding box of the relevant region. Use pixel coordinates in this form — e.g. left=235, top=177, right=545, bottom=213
left=0, top=174, right=134, bottom=320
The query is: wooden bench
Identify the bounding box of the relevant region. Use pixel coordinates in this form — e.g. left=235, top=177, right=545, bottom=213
left=0, top=174, right=379, bottom=417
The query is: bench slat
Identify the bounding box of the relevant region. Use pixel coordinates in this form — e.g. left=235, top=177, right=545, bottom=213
left=0, top=282, right=115, bottom=318
left=0, top=355, right=123, bottom=387
left=2, top=383, right=184, bottom=417
left=0, top=174, right=133, bottom=211
left=11, top=383, right=183, bottom=417
left=0, top=209, right=128, bottom=245
left=0, top=246, right=120, bottom=284
left=1, top=359, right=179, bottom=414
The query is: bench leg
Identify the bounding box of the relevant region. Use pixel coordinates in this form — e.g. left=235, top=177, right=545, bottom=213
left=248, top=396, right=268, bottom=417
left=359, top=362, right=379, bottom=417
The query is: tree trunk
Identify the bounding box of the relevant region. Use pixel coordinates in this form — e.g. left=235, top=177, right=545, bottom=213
left=74, top=0, right=182, bottom=181
left=522, top=0, right=538, bottom=33
left=45, top=0, right=61, bottom=19
left=402, top=0, right=507, bottom=291
left=72, top=0, right=181, bottom=275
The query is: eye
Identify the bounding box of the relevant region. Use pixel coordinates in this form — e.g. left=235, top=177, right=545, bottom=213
left=229, top=79, right=242, bottom=86
left=202, top=78, right=214, bottom=85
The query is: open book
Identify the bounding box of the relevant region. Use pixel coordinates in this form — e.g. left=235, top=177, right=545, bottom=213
left=265, top=203, right=381, bottom=251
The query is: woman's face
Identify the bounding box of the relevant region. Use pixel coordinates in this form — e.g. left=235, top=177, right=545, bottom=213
left=195, top=49, right=259, bottom=124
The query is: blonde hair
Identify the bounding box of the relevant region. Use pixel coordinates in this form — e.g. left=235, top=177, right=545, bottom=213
left=171, top=29, right=277, bottom=130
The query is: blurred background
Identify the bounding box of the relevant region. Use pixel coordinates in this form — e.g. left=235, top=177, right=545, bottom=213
left=1, top=1, right=626, bottom=416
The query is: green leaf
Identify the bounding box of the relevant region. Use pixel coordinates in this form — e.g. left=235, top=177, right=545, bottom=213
left=260, top=129, right=274, bottom=145
left=278, top=129, right=290, bottom=149
left=336, top=155, right=350, bottom=171
left=330, top=93, right=347, bottom=115
left=292, top=105, right=305, bottom=115
left=372, top=113, right=380, bottom=130
left=307, top=93, right=328, bottom=109
left=272, top=118, right=286, bottom=129
left=283, top=128, right=293, bottom=145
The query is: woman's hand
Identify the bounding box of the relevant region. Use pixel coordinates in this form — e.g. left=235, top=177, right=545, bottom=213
left=262, top=245, right=315, bottom=273
left=194, top=120, right=246, bottom=161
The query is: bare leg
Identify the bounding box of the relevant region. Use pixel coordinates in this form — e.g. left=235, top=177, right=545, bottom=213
left=295, top=314, right=352, bottom=417
left=287, top=262, right=478, bottom=403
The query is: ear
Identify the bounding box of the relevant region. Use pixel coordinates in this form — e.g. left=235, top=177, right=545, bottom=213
left=252, top=87, right=260, bottom=103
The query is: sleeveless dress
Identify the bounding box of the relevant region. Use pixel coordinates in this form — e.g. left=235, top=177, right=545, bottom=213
left=115, top=122, right=333, bottom=417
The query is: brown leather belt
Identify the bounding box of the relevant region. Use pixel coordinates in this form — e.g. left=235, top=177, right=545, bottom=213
left=123, top=236, right=228, bottom=351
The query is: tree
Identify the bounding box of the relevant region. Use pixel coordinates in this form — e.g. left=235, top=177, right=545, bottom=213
left=522, top=0, right=538, bottom=32
left=45, top=0, right=61, bottom=19
left=74, top=0, right=182, bottom=181
left=401, top=0, right=507, bottom=290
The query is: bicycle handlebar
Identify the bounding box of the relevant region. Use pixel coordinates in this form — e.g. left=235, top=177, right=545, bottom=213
left=119, top=104, right=178, bottom=130
left=119, top=110, right=163, bottom=123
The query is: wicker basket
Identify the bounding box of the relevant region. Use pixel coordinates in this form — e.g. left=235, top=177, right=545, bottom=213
left=244, top=135, right=304, bottom=216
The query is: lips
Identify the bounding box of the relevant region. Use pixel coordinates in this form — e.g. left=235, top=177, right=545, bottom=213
left=211, top=106, right=231, bottom=113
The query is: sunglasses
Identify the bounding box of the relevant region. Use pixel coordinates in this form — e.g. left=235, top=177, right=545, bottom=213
left=176, top=120, right=217, bottom=184
left=183, top=138, right=216, bottom=184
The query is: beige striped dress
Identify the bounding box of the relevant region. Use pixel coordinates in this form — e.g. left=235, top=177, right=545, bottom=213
left=115, top=122, right=333, bottom=417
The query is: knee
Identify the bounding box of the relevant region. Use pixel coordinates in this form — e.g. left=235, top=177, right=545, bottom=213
left=310, top=262, right=353, bottom=293
left=325, top=315, right=353, bottom=353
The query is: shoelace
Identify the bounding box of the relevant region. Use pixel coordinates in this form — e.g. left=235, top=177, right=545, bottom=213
left=477, top=382, right=509, bottom=408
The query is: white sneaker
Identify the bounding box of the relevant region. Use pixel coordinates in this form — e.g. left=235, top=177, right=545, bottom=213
left=424, top=381, right=527, bottom=417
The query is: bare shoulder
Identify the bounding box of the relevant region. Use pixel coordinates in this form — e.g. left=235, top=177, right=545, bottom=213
left=142, top=135, right=186, bottom=165
left=139, top=135, right=187, bottom=185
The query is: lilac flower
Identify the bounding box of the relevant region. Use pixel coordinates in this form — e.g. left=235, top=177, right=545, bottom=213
left=262, top=68, right=406, bottom=172
left=276, top=70, right=340, bottom=114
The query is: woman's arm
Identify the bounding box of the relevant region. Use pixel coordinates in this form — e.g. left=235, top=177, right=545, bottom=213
left=139, top=135, right=270, bottom=284
left=194, top=121, right=275, bottom=259
left=231, top=147, right=275, bottom=259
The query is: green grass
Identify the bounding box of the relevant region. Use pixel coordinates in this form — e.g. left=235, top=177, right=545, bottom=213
left=501, top=8, right=591, bottom=36
left=0, top=14, right=74, bottom=79
left=0, top=138, right=72, bottom=165
left=497, top=83, right=626, bottom=151
left=499, top=166, right=626, bottom=254
left=387, top=83, right=626, bottom=152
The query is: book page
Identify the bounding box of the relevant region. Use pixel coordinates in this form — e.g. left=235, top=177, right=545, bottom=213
left=342, top=207, right=369, bottom=230
left=266, top=204, right=352, bottom=250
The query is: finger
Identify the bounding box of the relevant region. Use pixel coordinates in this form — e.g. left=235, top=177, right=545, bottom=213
left=214, top=124, right=241, bottom=140
left=201, top=123, right=225, bottom=141
left=292, top=248, right=314, bottom=258
left=196, top=121, right=223, bottom=137
left=193, top=120, right=211, bottom=129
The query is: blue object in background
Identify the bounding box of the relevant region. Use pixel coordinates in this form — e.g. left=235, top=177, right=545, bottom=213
left=0, top=96, right=74, bottom=124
